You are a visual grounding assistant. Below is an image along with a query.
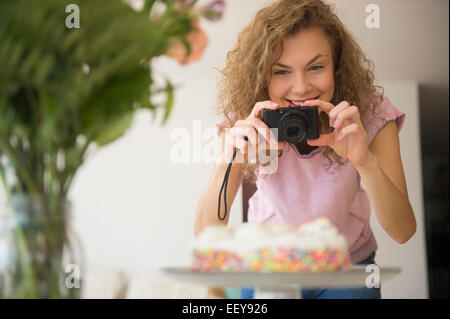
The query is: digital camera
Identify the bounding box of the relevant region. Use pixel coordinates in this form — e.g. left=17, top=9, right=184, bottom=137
left=261, top=106, right=319, bottom=144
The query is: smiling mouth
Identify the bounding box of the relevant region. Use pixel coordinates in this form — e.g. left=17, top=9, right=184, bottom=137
left=285, top=95, right=320, bottom=107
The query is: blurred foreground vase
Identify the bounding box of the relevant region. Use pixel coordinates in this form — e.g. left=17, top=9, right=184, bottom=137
left=0, top=194, right=81, bottom=298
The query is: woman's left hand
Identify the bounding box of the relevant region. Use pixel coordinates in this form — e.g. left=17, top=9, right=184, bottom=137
left=302, top=99, right=373, bottom=168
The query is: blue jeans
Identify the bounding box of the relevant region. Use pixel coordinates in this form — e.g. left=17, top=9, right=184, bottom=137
left=241, top=251, right=381, bottom=299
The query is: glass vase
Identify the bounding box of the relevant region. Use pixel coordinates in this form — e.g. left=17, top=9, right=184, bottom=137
left=0, top=193, right=83, bottom=298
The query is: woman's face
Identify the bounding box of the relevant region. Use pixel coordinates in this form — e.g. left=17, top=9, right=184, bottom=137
left=268, top=27, right=335, bottom=108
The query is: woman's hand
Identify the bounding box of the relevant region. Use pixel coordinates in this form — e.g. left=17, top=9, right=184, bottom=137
left=220, top=101, right=287, bottom=164
left=303, top=99, right=372, bottom=168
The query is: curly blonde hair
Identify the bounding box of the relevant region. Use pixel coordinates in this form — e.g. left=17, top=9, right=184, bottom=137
left=215, top=0, right=384, bottom=184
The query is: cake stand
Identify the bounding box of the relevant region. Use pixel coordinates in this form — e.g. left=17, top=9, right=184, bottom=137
left=161, top=265, right=401, bottom=299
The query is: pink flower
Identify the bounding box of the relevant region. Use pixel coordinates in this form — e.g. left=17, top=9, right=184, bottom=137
left=199, top=0, right=225, bottom=21
left=164, top=19, right=208, bottom=65
left=174, top=0, right=226, bottom=20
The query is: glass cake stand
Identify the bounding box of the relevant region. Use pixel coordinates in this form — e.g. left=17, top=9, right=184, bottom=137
left=161, top=265, right=401, bottom=299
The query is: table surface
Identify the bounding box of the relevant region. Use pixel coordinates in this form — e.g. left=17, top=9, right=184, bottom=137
left=161, top=265, right=401, bottom=288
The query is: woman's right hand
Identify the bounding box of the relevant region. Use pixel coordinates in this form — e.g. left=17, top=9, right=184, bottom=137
left=220, top=101, right=288, bottom=164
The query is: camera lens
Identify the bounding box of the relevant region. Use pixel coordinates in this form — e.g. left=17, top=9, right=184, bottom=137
left=280, top=113, right=307, bottom=144
left=286, top=126, right=301, bottom=137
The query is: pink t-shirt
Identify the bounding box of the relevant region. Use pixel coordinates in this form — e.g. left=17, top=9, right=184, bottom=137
left=216, top=95, right=406, bottom=264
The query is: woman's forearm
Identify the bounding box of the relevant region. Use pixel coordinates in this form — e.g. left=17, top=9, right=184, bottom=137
left=194, top=160, right=244, bottom=238
left=355, top=152, right=416, bottom=244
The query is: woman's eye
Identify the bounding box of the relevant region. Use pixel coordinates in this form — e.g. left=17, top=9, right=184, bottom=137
left=274, top=66, right=323, bottom=75
left=310, top=65, right=324, bottom=71
left=274, top=70, right=289, bottom=75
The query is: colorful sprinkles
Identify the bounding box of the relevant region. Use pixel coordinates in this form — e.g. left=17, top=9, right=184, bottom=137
left=190, top=247, right=351, bottom=272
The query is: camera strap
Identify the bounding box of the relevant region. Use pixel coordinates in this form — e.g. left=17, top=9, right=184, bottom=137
left=217, top=137, right=247, bottom=221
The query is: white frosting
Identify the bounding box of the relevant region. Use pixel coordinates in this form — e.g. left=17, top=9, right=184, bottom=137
left=193, top=224, right=235, bottom=251
left=193, top=217, right=348, bottom=254
left=197, top=224, right=233, bottom=242
left=234, top=223, right=270, bottom=243
left=263, top=223, right=296, bottom=236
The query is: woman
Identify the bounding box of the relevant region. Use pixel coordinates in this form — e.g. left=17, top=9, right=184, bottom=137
left=195, top=0, right=416, bottom=299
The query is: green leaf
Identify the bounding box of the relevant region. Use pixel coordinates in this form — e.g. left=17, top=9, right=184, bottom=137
left=161, top=80, right=174, bottom=125
left=94, top=112, right=134, bottom=146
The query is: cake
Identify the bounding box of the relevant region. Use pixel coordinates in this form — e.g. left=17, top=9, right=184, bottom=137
left=191, top=217, right=351, bottom=272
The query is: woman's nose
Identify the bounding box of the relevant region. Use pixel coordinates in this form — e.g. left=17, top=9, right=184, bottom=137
left=291, top=73, right=311, bottom=96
